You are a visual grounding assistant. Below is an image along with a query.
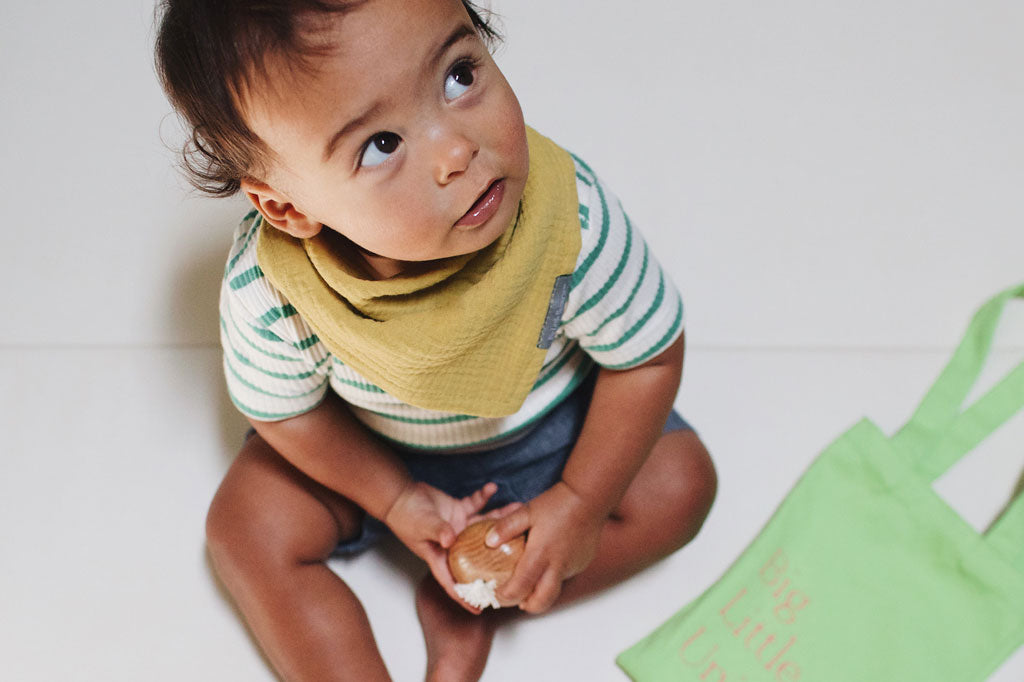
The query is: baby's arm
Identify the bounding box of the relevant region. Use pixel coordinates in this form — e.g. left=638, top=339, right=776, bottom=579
left=248, top=393, right=497, bottom=611
left=487, top=331, right=686, bottom=612
left=250, top=393, right=411, bottom=522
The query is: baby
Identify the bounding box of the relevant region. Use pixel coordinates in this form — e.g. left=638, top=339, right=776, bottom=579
left=155, top=1, right=717, bottom=680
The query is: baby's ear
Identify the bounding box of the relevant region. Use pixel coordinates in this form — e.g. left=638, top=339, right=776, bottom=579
left=240, top=179, right=322, bottom=239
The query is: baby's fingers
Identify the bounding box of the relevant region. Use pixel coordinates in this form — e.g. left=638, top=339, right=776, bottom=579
left=424, top=551, right=483, bottom=615
left=461, top=482, right=498, bottom=516
left=476, top=501, right=523, bottom=523
left=431, top=517, right=457, bottom=549
left=495, top=549, right=546, bottom=606
left=485, top=504, right=531, bottom=548
left=519, top=567, right=563, bottom=614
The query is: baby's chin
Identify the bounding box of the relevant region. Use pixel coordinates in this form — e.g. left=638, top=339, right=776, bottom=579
left=355, top=244, right=487, bottom=279
left=353, top=200, right=523, bottom=276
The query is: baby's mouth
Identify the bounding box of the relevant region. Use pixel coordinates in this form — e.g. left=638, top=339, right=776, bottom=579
left=455, top=179, right=505, bottom=229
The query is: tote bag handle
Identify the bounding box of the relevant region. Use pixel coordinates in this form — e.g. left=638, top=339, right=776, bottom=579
left=893, top=282, right=1024, bottom=478
left=892, top=282, right=1024, bottom=567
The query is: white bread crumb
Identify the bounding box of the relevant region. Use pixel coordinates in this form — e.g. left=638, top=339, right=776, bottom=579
left=454, top=579, right=501, bottom=610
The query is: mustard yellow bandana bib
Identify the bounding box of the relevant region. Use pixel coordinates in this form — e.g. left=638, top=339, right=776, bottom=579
left=256, top=127, right=581, bottom=417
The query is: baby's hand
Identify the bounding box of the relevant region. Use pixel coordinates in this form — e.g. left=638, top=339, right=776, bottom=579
left=486, top=482, right=606, bottom=613
left=382, top=481, right=502, bottom=613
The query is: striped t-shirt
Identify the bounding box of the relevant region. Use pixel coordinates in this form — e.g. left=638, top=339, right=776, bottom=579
left=220, top=153, right=684, bottom=451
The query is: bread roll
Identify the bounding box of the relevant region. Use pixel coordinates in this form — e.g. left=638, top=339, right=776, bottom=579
left=447, top=520, right=525, bottom=587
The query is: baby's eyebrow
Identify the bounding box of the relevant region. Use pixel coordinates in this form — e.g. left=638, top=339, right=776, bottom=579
left=323, top=101, right=385, bottom=162
left=321, top=22, right=477, bottom=162
left=426, top=23, right=476, bottom=73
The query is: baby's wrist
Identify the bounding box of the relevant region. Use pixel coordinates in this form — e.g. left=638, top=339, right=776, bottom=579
left=556, top=479, right=608, bottom=521
left=379, top=477, right=417, bottom=527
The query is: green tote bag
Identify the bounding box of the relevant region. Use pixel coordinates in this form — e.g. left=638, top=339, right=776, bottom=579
left=618, top=283, right=1024, bottom=682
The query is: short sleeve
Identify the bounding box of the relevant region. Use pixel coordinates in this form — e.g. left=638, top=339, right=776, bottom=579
left=560, top=156, right=685, bottom=369
left=219, top=212, right=332, bottom=421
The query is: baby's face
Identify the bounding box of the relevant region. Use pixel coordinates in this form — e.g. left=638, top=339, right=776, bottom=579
left=243, top=0, right=529, bottom=277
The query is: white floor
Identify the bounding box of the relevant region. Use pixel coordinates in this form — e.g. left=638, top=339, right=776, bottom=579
left=3, top=343, right=1023, bottom=681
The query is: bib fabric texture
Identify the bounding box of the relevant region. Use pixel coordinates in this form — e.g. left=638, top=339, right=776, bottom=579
left=618, top=283, right=1024, bottom=681
left=256, top=127, right=581, bottom=417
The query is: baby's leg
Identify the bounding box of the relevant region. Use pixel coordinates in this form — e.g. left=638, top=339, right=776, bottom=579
left=556, top=428, right=717, bottom=606
left=415, top=572, right=509, bottom=682
left=205, top=432, right=390, bottom=682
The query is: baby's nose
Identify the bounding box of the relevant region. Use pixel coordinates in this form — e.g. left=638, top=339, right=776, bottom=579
left=433, top=131, right=479, bottom=184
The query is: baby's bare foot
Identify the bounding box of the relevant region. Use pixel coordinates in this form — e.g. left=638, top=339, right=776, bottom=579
left=415, top=575, right=502, bottom=682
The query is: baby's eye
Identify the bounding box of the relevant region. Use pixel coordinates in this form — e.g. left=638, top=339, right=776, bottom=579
left=359, top=132, right=401, bottom=168
left=444, top=60, right=476, bottom=101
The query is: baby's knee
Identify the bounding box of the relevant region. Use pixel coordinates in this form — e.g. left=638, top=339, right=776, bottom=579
left=651, top=431, right=717, bottom=541
left=204, top=441, right=343, bottom=579
left=205, top=481, right=316, bottom=587
left=678, top=431, right=717, bottom=513
left=204, top=477, right=267, bottom=578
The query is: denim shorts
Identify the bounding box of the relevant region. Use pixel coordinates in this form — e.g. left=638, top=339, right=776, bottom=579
left=332, top=369, right=693, bottom=556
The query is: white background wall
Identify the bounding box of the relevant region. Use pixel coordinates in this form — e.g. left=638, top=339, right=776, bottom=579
left=2, top=1, right=1023, bottom=680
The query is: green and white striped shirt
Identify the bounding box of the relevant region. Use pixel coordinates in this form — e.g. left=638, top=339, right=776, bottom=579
left=220, top=153, right=684, bottom=451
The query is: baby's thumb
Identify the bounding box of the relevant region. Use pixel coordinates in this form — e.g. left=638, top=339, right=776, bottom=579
left=486, top=506, right=530, bottom=548
left=431, top=518, right=456, bottom=549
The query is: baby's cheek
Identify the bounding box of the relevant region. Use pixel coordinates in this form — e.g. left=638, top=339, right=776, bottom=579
left=486, top=85, right=528, bottom=169
left=508, top=125, right=530, bottom=178
left=503, top=112, right=529, bottom=172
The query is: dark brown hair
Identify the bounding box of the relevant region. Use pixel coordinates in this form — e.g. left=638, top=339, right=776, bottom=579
left=154, top=0, right=501, bottom=197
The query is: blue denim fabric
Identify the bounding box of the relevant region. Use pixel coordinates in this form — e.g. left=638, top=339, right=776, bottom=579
left=332, top=370, right=693, bottom=556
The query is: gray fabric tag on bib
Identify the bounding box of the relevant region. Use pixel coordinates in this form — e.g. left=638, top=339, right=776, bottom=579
left=537, top=275, right=572, bottom=349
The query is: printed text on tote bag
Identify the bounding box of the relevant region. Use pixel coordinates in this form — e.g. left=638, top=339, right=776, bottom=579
left=679, top=549, right=809, bottom=681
